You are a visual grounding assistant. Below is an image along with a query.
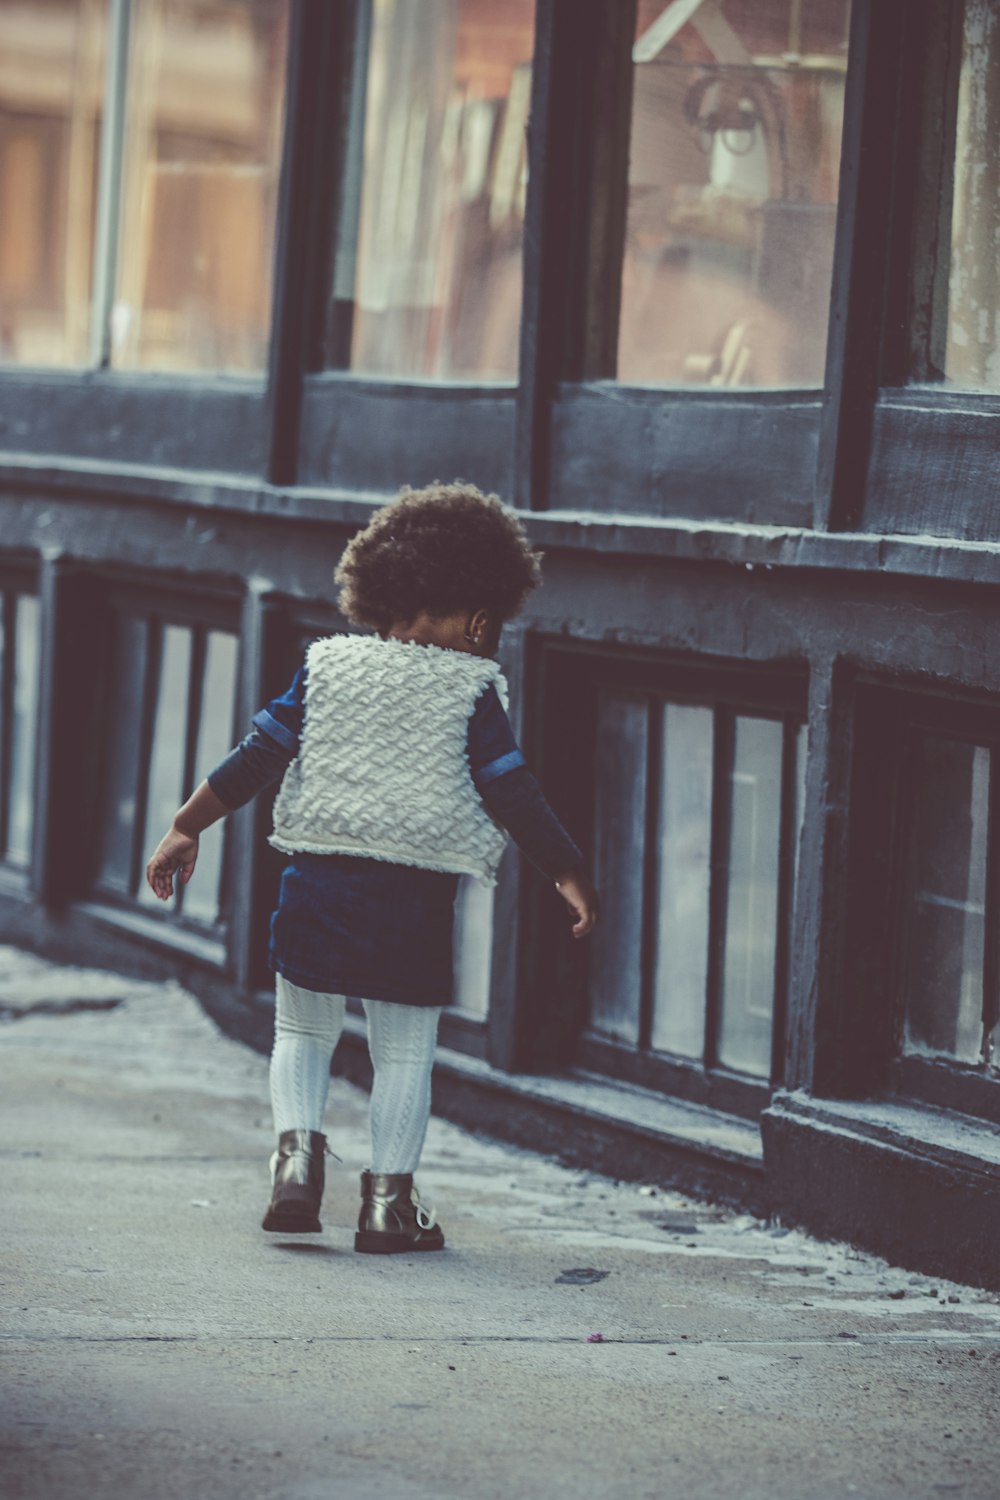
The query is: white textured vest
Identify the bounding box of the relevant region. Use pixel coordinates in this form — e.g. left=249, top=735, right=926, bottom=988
left=269, top=634, right=509, bottom=886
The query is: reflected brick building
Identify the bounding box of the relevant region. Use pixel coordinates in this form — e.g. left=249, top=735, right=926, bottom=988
left=3, top=0, right=1000, bottom=1287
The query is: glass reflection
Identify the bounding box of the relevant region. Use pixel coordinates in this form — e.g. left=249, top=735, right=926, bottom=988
left=6, top=594, right=41, bottom=865
left=98, top=614, right=149, bottom=893
left=903, top=737, right=987, bottom=1065
left=718, top=714, right=783, bottom=1077
left=113, top=0, right=289, bottom=372
left=331, top=0, right=535, bottom=381
left=651, top=702, right=714, bottom=1058
left=138, top=624, right=191, bottom=908
left=941, top=0, right=1000, bottom=390
left=453, top=875, right=494, bottom=1018
left=183, top=629, right=237, bottom=925
left=0, top=0, right=105, bottom=365
left=589, top=692, right=648, bottom=1045
left=620, top=0, right=851, bottom=387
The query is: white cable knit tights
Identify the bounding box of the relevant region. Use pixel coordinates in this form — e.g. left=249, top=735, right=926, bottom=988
left=269, top=974, right=441, bottom=1174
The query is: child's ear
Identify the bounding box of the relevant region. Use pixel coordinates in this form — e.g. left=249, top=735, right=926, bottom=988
left=464, top=608, right=490, bottom=647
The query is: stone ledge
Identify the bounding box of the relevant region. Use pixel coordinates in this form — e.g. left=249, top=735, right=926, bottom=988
left=762, top=1091, right=1000, bottom=1291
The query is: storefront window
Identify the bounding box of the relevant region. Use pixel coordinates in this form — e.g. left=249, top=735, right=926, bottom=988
left=0, top=0, right=288, bottom=374
left=113, top=0, right=289, bottom=373
left=327, top=0, right=535, bottom=382
left=902, top=736, right=992, bottom=1066
left=0, top=0, right=105, bottom=365
left=619, top=0, right=851, bottom=387
left=936, top=0, right=1000, bottom=390
left=588, top=682, right=802, bottom=1084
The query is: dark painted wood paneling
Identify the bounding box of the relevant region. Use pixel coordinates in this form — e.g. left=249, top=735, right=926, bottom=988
left=264, top=0, right=348, bottom=484
left=0, top=374, right=268, bottom=475
left=865, top=397, right=1000, bottom=540
left=548, top=386, right=818, bottom=525
left=297, top=376, right=516, bottom=497
left=815, top=0, right=906, bottom=530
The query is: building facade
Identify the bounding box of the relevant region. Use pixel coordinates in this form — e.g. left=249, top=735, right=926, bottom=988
left=3, top=0, right=1000, bottom=1286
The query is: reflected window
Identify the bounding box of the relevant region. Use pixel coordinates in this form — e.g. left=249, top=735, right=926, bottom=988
left=931, top=0, right=1000, bottom=390
left=0, top=0, right=289, bottom=373
left=588, top=682, right=803, bottom=1084
left=113, top=0, right=290, bottom=372
left=327, top=0, right=535, bottom=381
left=98, top=609, right=238, bottom=933
left=0, top=590, right=41, bottom=867
left=619, top=0, right=851, bottom=387
left=901, top=735, right=994, bottom=1066
left=0, top=0, right=106, bottom=365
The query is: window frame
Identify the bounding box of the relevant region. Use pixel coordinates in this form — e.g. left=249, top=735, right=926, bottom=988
left=887, top=694, right=1000, bottom=1124
left=537, top=639, right=807, bottom=1121
left=845, top=677, right=1000, bottom=1126
left=824, top=0, right=1000, bottom=539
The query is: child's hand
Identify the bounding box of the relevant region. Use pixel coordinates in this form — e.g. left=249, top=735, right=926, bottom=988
left=146, top=825, right=199, bottom=902
left=554, top=871, right=600, bottom=938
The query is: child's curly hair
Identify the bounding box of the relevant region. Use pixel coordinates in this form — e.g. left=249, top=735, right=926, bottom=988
left=334, top=482, right=542, bottom=633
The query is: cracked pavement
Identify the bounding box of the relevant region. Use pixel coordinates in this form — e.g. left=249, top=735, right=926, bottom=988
left=3, top=944, right=1000, bottom=1500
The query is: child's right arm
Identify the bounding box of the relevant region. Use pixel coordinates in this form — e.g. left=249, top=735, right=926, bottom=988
left=144, top=666, right=305, bottom=902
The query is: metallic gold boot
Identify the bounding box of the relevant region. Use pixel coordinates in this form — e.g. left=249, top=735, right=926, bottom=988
left=261, top=1129, right=327, bottom=1234
left=354, top=1170, right=445, bottom=1254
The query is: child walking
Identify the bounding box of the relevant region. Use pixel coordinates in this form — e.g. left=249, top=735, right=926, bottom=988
left=146, top=483, right=599, bottom=1253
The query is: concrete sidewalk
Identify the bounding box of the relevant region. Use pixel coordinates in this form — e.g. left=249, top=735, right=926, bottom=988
left=3, top=944, right=1000, bottom=1500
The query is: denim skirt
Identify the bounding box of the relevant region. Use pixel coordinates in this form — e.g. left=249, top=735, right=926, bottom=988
left=268, top=852, right=459, bottom=1008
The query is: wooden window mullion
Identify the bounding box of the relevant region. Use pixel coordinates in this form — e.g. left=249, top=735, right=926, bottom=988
left=0, top=592, right=13, bottom=857
left=982, top=746, right=1000, bottom=1067
left=175, top=627, right=206, bottom=917
left=637, top=695, right=661, bottom=1054
left=128, top=619, right=161, bottom=899
left=770, top=716, right=800, bottom=1087
left=704, top=707, right=735, bottom=1071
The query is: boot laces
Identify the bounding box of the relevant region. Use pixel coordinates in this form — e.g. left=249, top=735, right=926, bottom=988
left=411, top=1184, right=437, bottom=1230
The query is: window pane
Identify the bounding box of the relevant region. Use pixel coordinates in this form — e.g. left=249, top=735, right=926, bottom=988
left=620, top=0, right=851, bottom=386
left=138, top=624, right=192, bottom=908
left=112, top=0, right=289, bottom=373
left=940, top=0, right=1000, bottom=390
left=330, top=0, right=534, bottom=381
left=183, top=629, right=238, bottom=925
left=589, top=693, right=648, bottom=1045
left=0, top=0, right=105, bottom=365
left=453, top=875, right=493, bottom=1018
left=718, top=715, right=783, bottom=1076
left=651, top=702, right=713, bottom=1058
left=98, top=614, right=149, bottom=893
left=6, top=594, right=41, bottom=865
left=902, top=738, right=987, bottom=1065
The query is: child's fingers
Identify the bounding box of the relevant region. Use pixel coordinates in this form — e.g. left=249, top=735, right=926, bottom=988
left=146, top=857, right=172, bottom=901
left=572, top=905, right=597, bottom=938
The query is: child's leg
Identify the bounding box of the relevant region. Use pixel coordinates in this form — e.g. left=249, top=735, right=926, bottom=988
left=361, top=999, right=441, bottom=1173
left=270, top=974, right=346, bottom=1134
